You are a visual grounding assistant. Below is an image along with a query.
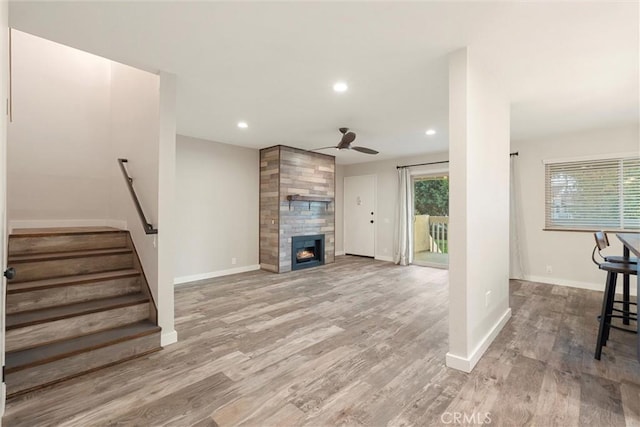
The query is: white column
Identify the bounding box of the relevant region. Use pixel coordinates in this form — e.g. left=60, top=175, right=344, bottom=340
left=157, top=71, right=177, bottom=346
left=447, top=48, right=511, bottom=372
left=0, top=0, right=8, bottom=415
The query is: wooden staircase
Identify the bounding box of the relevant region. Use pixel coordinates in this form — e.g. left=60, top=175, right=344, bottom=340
left=5, top=227, right=161, bottom=397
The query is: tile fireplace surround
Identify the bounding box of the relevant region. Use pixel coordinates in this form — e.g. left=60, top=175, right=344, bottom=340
left=259, top=145, right=335, bottom=273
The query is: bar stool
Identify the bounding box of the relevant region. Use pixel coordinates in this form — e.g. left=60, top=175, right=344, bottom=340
left=592, top=231, right=638, bottom=324
left=592, top=232, right=638, bottom=360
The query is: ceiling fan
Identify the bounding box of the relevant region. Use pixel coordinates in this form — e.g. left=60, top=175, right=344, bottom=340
left=314, top=128, right=379, bottom=155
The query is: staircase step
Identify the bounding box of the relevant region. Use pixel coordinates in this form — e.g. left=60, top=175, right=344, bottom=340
left=7, top=293, right=150, bottom=329
left=9, top=247, right=132, bottom=263
left=10, top=226, right=124, bottom=236
left=6, top=321, right=161, bottom=397
left=7, top=269, right=140, bottom=293
left=6, top=294, right=150, bottom=352
left=7, top=271, right=142, bottom=314
left=6, top=320, right=160, bottom=371
left=8, top=248, right=134, bottom=283
left=9, top=228, right=127, bottom=255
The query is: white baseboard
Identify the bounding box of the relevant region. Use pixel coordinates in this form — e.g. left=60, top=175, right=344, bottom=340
left=375, top=255, right=394, bottom=262
left=161, top=329, right=178, bottom=346
left=174, top=264, right=261, bottom=285
left=9, top=218, right=127, bottom=232
left=520, top=275, right=637, bottom=296
left=446, top=307, right=512, bottom=373
left=335, top=251, right=345, bottom=256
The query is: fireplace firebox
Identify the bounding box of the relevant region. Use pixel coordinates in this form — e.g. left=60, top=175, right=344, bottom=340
left=291, top=234, right=325, bottom=271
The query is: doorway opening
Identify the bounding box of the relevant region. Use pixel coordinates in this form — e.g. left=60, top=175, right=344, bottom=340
left=413, top=174, right=449, bottom=268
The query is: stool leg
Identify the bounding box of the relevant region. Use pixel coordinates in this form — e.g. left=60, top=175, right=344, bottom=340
left=623, top=273, right=630, bottom=325
left=596, top=272, right=616, bottom=360
left=603, top=272, right=618, bottom=345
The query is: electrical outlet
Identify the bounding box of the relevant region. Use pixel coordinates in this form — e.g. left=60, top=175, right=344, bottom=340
left=231, top=257, right=237, bottom=265
left=546, top=265, right=553, bottom=273
left=485, top=290, right=492, bottom=308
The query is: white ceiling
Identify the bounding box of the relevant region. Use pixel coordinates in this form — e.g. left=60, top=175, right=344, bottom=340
left=9, top=1, right=639, bottom=164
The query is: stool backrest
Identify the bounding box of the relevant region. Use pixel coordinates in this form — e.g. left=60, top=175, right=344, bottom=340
left=594, top=231, right=609, bottom=251
left=592, top=231, right=610, bottom=265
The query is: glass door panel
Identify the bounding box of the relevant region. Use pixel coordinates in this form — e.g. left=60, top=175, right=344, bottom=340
left=413, top=174, right=449, bottom=268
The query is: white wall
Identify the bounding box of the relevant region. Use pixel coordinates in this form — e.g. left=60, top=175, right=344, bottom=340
left=342, top=151, right=449, bottom=262
left=511, top=124, right=639, bottom=294
left=109, top=62, right=159, bottom=229
left=174, top=135, right=259, bottom=283
left=8, top=30, right=112, bottom=226
left=107, top=61, right=175, bottom=342
left=108, top=60, right=160, bottom=297
left=447, top=48, right=511, bottom=373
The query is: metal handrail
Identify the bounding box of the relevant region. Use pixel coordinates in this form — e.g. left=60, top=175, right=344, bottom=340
left=117, top=158, right=158, bottom=235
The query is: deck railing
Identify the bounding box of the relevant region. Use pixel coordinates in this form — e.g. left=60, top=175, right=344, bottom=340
left=428, top=216, right=448, bottom=254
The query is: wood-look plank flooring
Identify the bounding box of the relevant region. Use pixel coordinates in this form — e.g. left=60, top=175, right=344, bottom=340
left=4, top=256, right=640, bottom=426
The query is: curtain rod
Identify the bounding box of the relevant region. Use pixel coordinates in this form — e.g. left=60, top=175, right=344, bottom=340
left=396, top=152, right=519, bottom=169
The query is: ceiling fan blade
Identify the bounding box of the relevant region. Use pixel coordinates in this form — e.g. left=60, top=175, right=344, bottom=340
left=311, top=146, right=339, bottom=151
left=351, top=146, right=379, bottom=155
left=337, top=131, right=356, bottom=149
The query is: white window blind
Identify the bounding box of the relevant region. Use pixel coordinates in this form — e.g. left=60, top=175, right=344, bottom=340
left=545, top=156, right=640, bottom=230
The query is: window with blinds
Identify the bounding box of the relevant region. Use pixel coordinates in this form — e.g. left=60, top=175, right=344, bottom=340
left=545, top=156, right=640, bottom=230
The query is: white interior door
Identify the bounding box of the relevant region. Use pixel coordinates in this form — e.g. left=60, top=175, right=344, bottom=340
left=344, top=175, right=375, bottom=257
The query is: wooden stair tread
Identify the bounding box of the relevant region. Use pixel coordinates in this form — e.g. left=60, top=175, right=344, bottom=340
left=9, top=247, right=132, bottom=263
left=10, top=227, right=125, bottom=237
left=7, top=293, right=149, bottom=329
left=7, top=269, right=140, bottom=293
left=5, top=320, right=160, bottom=372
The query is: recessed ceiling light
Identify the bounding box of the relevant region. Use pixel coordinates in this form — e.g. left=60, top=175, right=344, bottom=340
left=425, top=129, right=436, bottom=136
left=237, top=121, right=248, bottom=129
left=333, top=81, right=348, bottom=93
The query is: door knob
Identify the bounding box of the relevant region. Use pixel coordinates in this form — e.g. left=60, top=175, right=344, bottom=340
left=4, top=267, right=15, bottom=280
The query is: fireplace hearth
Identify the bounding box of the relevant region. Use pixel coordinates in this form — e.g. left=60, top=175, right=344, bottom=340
left=291, top=234, right=325, bottom=271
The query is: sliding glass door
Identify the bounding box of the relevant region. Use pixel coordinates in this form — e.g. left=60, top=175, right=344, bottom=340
left=413, top=174, right=449, bottom=268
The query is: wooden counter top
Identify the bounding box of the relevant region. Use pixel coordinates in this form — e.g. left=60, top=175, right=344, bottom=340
left=617, top=233, right=640, bottom=258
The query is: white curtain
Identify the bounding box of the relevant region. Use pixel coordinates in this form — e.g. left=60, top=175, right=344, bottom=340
left=394, top=167, right=414, bottom=265
left=510, top=154, right=525, bottom=278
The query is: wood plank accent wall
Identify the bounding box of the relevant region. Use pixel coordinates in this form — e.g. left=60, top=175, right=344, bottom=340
left=259, top=146, right=335, bottom=273
left=259, top=147, right=280, bottom=272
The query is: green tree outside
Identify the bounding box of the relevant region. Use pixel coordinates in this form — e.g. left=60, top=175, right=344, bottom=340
left=414, top=177, right=449, bottom=216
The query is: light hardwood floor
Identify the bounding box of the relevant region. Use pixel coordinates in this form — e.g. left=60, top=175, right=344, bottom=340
left=4, top=256, right=640, bottom=426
